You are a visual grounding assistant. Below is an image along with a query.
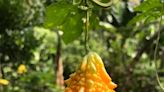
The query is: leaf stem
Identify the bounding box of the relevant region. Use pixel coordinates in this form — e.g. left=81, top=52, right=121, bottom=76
left=80, top=0, right=90, bottom=54
left=81, top=0, right=113, bottom=54
left=85, top=7, right=90, bottom=53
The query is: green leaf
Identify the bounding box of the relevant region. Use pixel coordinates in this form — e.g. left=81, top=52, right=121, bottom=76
left=134, top=0, right=161, bottom=12
left=44, top=2, right=75, bottom=28
left=89, top=13, right=99, bottom=30
left=144, top=12, right=161, bottom=24
left=128, top=13, right=147, bottom=25
left=61, top=8, right=84, bottom=44
left=128, top=7, right=162, bottom=25
left=44, top=1, right=85, bottom=44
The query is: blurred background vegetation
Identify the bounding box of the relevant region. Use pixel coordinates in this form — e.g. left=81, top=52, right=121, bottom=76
left=0, top=0, right=164, bottom=92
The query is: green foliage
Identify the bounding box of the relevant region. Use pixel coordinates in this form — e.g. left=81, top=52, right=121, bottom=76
left=135, top=0, right=161, bottom=12
left=0, top=29, right=42, bottom=63
left=2, top=27, right=62, bottom=92
left=0, top=0, right=44, bottom=31
left=0, top=0, right=164, bottom=92
left=3, top=64, right=62, bottom=92
left=0, top=0, right=45, bottom=63
left=44, top=1, right=84, bottom=43
left=129, top=0, right=163, bottom=25
left=44, top=0, right=101, bottom=43
left=44, top=2, right=74, bottom=28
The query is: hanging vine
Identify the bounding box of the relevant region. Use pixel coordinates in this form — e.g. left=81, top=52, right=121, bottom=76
left=77, top=0, right=113, bottom=53
left=153, top=1, right=164, bottom=90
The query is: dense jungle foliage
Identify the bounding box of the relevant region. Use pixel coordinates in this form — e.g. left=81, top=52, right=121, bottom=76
left=0, top=0, right=164, bottom=92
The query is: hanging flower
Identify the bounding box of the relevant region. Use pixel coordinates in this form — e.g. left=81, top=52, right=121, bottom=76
left=17, top=64, right=27, bottom=74
left=0, top=79, right=9, bottom=85
left=65, top=52, right=117, bottom=92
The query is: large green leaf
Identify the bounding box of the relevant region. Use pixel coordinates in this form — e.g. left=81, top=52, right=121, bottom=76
left=61, top=8, right=84, bottom=44
left=44, top=1, right=84, bottom=43
left=44, top=2, right=75, bottom=28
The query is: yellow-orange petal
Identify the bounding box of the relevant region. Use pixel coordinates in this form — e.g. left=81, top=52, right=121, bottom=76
left=78, top=87, right=84, bottom=92
left=108, top=82, right=117, bottom=89
left=98, top=67, right=111, bottom=83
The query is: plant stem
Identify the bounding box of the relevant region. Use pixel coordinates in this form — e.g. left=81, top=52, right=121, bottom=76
left=153, top=2, right=164, bottom=91
left=81, top=0, right=90, bottom=54
left=85, top=8, right=89, bottom=54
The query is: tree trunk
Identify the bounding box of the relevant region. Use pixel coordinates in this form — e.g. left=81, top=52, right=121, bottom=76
left=56, top=57, right=64, bottom=87
left=55, top=31, right=64, bottom=88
